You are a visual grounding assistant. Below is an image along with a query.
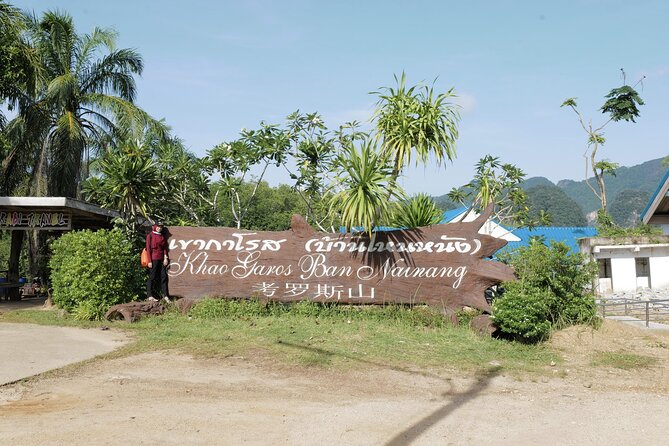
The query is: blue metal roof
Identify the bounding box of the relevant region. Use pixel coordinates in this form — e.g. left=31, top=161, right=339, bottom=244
left=498, top=226, right=598, bottom=254
left=440, top=207, right=468, bottom=223
left=641, top=169, right=669, bottom=222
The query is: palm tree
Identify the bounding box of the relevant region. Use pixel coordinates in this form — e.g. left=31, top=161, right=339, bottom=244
left=83, top=140, right=160, bottom=240
left=371, top=72, right=460, bottom=184
left=331, top=139, right=401, bottom=234
left=0, top=1, right=39, bottom=194
left=6, top=10, right=155, bottom=198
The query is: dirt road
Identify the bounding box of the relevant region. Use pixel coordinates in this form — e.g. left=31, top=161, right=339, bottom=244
left=1, top=321, right=668, bottom=445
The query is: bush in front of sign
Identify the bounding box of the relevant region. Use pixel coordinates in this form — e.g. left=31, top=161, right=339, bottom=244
left=49, top=229, right=144, bottom=320
left=492, top=240, right=600, bottom=343
left=489, top=282, right=553, bottom=343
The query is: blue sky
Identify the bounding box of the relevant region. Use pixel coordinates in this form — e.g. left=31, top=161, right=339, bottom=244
left=14, top=0, right=669, bottom=196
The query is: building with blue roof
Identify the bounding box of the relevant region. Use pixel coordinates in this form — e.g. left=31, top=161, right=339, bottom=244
left=499, top=226, right=598, bottom=254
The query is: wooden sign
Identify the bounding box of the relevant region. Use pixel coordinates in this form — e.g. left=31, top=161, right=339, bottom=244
left=0, top=210, right=71, bottom=230
left=165, top=209, right=515, bottom=312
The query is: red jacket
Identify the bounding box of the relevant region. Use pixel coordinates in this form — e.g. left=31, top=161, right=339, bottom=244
left=146, top=226, right=168, bottom=262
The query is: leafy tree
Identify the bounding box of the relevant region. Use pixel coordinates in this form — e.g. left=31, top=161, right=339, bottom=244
left=0, top=1, right=37, bottom=126
left=284, top=111, right=339, bottom=228
left=525, top=184, right=586, bottom=226
left=4, top=10, right=158, bottom=198
left=448, top=155, right=550, bottom=229
left=0, top=1, right=38, bottom=194
left=561, top=69, right=644, bottom=225
left=207, top=122, right=291, bottom=229
left=214, top=181, right=308, bottom=231
left=82, top=140, right=160, bottom=241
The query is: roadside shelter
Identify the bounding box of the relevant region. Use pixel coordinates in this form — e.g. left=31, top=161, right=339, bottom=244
left=0, top=197, right=117, bottom=300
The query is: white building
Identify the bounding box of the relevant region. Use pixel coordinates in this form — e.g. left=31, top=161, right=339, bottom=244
left=578, top=170, right=669, bottom=294
left=579, top=236, right=669, bottom=293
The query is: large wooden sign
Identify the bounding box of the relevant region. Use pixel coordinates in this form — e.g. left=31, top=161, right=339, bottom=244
left=165, top=210, right=515, bottom=312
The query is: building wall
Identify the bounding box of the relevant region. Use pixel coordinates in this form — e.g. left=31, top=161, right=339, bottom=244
left=650, top=253, right=669, bottom=288
left=580, top=237, right=669, bottom=294
left=648, top=215, right=669, bottom=235
left=610, top=257, right=637, bottom=292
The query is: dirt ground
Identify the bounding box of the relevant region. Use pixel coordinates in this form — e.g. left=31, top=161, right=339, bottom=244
left=1, top=320, right=668, bottom=446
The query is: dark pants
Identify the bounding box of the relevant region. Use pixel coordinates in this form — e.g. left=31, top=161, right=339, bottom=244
left=147, top=261, right=168, bottom=298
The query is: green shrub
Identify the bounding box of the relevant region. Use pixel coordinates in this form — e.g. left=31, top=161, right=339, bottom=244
left=49, top=229, right=144, bottom=319
left=490, top=283, right=552, bottom=343
left=493, top=240, right=599, bottom=342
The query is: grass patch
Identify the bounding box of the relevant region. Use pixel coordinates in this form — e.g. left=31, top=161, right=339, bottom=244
left=590, top=351, right=658, bottom=370
left=0, top=309, right=112, bottom=328
left=1, top=300, right=561, bottom=376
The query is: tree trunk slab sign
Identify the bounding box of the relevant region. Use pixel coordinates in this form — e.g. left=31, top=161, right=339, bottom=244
left=165, top=208, right=515, bottom=312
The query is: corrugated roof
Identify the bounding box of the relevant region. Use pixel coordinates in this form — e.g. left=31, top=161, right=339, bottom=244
left=498, top=226, right=598, bottom=254
left=440, top=207, right=468, bottom=223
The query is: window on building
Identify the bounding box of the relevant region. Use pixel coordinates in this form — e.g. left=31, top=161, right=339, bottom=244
left=598, top=258, right=612, bottom=278
left=635, top=257, right=650, bottom=277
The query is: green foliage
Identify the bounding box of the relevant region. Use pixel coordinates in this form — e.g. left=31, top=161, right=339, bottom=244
left=189, top=298, right=452, bottom=329
left=372, top=72, right=460, bottom=175
left=212, top=180, right=310, bottom=231
left=490, top=283, right=552, bottom=343
left=596, top=222, right=662, bottom=238
left=601, top=85, right=645, bottom=122
left=448, top=155, right=545, bottom=229
left=49, top=229, right=144, bottom=319
left=493, top=240, right=599, bottom=343
left=83, top=141, right=160, bottom=241
left=390, top=193, right=443, bottom=228
left=561, top=71, right=644, bottom=216
left=331, top=139, right=400, bottom=233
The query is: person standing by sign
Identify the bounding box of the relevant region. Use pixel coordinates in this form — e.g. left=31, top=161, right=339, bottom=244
left=146, top=221, right=169, bottom=302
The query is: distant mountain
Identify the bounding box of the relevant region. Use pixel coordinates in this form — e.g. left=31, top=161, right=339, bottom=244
left=525, top=185, right=587, bottom=226
left=522, top=176, right=555, bottom=189
left=552, top=158, right=666, bottom=221
left=432, top=157, right=667, bottom=227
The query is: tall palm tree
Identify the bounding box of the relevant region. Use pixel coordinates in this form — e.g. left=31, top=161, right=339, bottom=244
left=0, top=1, right=39, bottom=194
left=6, top=10, right=155, bottom=198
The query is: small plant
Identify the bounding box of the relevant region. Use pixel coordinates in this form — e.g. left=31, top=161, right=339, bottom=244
left=597, top=223, right=662, bottom=238
left=49, top=229, right=144, bottom=319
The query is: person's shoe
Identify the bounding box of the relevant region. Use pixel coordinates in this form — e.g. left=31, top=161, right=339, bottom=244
left=163, top=296, right=171, bottom=303
left=147, top=296, right=158, bottom=302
